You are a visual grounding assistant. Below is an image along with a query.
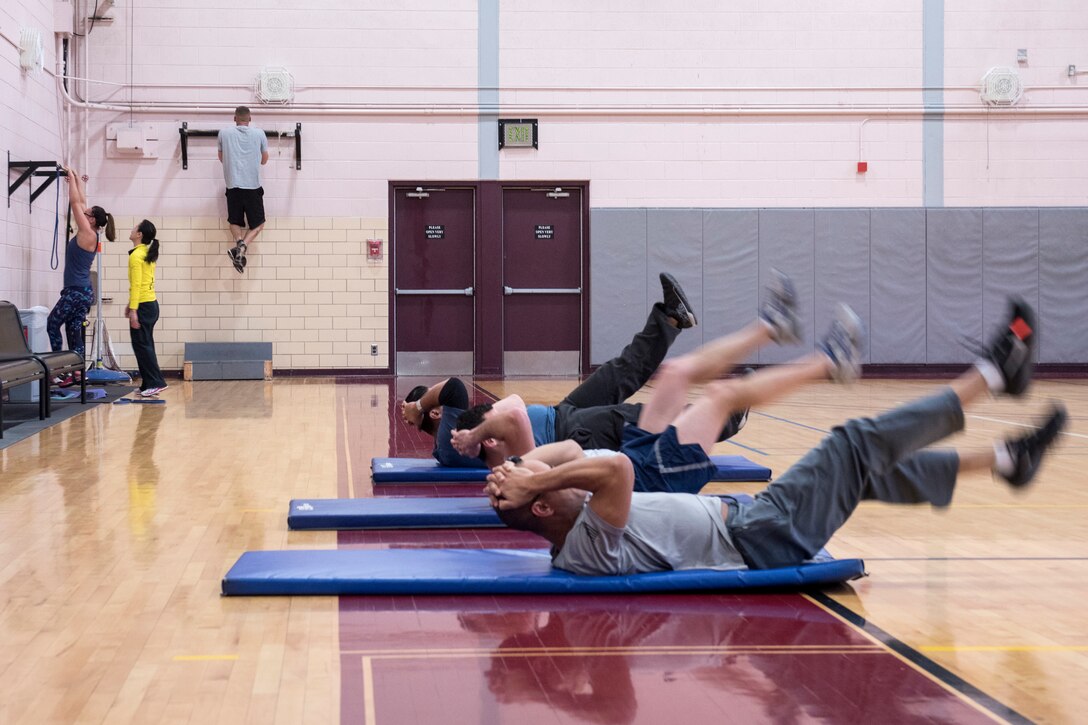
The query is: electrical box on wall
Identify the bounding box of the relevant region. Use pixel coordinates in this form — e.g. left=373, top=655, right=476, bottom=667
left=105, top=123, right=161, bottom=158
left=54, top=2, right=74, bottom=34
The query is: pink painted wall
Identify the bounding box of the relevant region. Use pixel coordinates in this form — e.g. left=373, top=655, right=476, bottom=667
left=62, top=0, right=1087, bottom=221
left=1, top=0, right=65, bottom=308
left=3, top=1, right=1087, bottom=368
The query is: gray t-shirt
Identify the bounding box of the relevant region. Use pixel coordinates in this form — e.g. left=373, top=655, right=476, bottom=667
left=217, top=125, right=268, bottom=189
left=552, top=492, right=746, bottom=575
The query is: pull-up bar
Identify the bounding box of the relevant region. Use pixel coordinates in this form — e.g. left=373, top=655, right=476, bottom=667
left=178, top=122, right=302, bottom=171
left=7, top=152, right=68, bottom=210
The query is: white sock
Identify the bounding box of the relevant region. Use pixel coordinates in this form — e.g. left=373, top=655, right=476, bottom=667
left=992, top=440, right=1015, bottom=476
left=974, top=359, right=1005, bottom=394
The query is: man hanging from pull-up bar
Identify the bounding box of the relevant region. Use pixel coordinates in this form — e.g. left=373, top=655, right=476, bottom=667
left=219, top=106, right=268, bottom=273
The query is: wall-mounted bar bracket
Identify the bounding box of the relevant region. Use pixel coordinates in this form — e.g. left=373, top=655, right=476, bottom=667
left=7, top=151, right=67, bottom=210
left=179, top=122, right=302, bottom=170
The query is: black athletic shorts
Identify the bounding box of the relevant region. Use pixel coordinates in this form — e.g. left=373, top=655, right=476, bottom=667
left=225, top=187, right=266, bottom=228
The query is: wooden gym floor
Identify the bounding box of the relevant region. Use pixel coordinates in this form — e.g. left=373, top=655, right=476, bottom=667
left=0, top=374, right=1084, bottom=723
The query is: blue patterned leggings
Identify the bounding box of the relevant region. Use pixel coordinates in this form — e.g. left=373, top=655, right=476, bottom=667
left=47, top=285, right=94, bottom=359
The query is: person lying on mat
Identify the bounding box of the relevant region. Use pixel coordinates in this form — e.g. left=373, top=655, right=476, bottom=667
left=451, top=271, right=804, bottom=468
left=486, top=298, right=1065, bottom=574
left=401, top=272, right=750, bottom=467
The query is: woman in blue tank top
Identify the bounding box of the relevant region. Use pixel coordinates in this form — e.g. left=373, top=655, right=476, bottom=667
left=46, top=169, right=115, bottom=385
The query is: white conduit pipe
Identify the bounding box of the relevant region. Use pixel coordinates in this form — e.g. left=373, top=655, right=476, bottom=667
left=56, top=78, right=1088, bottom=118
left=51, top=76, right=1088, bottom=94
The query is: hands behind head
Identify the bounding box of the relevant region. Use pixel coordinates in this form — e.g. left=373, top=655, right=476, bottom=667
left=485, top=461, right=536, bottom=510
left=450, top=427, right=482, bottom=457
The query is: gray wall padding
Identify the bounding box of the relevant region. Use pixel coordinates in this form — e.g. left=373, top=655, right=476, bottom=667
left=871, top=209, right=926, bottom=363
left=647, top=210, right=704, bottom=357
left=983, top=209, right=1039, bottom=359
left=591, top=207, right=1088, bottom=366
left=757, top=209, right=815, bottom=364
left=926, top=209, right=983, bottom=363
left=815, top=209, right=871, bottom=363
left=589, top=209, right=647, bottom=365
left=1040, top=209, right=1088, bottom=362
left=702, top=210, right=760, bottom=365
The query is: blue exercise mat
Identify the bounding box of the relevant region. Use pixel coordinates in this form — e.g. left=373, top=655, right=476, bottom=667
left=289, top=493, right=750, bottom=530
left=289, top=497, right=504, bottom=529
left=221, top=548, right=865, bottom=596
left=372, top=454, right=771, bottom=483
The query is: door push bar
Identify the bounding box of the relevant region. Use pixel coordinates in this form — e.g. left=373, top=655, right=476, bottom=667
left=504, top=286, right=581, bottom=295
left=395, top=287, right=474, bottom=296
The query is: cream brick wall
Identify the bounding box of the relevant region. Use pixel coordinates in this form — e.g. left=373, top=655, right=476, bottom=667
left=100, top=216, right=389, bottom=373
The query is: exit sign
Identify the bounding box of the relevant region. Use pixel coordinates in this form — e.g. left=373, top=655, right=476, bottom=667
left=498, top=119, right=538, bottom=149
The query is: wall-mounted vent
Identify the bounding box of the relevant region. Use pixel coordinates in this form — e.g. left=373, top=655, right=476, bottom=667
left=19, top=27, right=44, bottom=72
left=980, top=67, right=1023, bottom=106
left=256, top=67, right=294, bottom=104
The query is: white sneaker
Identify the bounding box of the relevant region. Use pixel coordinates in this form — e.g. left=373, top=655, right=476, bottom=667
left=819, top=304, right=864, bottom=383
left=759, top=269, right=802, bottom=345
left=140, top=385, right=168, bottom=397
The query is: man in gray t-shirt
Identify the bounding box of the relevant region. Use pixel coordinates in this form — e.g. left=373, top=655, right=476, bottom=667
left=489, top=296, right=1064, bottom=575
left=552, top=491, right=746, bottom=574
left=218, top=105, right=269, bottom=273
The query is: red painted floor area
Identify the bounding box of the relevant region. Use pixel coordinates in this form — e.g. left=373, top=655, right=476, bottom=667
left=334, top=380, right=994, bottom=724
left=338, top=594, right=992, bottom=724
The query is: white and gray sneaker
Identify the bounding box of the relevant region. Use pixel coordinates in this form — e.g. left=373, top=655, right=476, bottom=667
left=819, top=304, right=864, bottom=383
left=759, top=269, right=802, bottom=344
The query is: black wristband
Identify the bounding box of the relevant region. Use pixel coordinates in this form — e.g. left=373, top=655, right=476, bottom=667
left=506, top=456, right=523, bottom=465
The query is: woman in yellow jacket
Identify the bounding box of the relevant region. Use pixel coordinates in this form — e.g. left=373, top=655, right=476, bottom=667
left=127, top=219, right=167, bottom=396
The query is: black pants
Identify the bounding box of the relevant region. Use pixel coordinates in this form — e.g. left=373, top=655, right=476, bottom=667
left=554, top=304, right=680, bottom=448
left=129, top=301, right=166, bottom=390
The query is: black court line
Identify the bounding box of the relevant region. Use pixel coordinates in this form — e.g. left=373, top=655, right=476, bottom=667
left=753, top=410, right=831, bottom=434
left=723, top=438, right=769, bottom=456
left=470, top=382, right=501, bottom=403
left=811, top=592, right=1034, bottom=725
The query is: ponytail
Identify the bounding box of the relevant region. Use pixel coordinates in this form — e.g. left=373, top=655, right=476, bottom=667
left=137, top=219, right=160, bottom=262
left=104, top=212, right=116, bottom=242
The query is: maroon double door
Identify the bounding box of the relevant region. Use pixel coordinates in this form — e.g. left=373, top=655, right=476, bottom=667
left=391, top=182, right=588, bottom=376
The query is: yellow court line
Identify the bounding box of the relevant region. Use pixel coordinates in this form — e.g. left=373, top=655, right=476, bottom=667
left=803, top=594, right=1009, bottom=725
left=361, top=644, right=887, bottom=657
left=362, top=656, right=376, bottom=725
left=921, top=645, right=1088, bottom=653
left=344, top=645, right=885, bottom=659
left=172, top=654, right=240, bottom=662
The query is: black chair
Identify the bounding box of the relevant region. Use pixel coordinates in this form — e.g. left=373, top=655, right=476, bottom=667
left=0, top=301, right=86, bottom=416
left=0, top=358, right=47, bottom=437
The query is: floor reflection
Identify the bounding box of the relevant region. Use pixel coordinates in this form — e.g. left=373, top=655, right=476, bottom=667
left=339, top=594, right=993, bottom=724
left=182, top=380, right=275, bottom=418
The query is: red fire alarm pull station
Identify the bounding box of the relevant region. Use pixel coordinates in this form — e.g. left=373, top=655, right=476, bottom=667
left=856, top=161, right=868, bottom=173
left=367, top=239, right=383, bottom=259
